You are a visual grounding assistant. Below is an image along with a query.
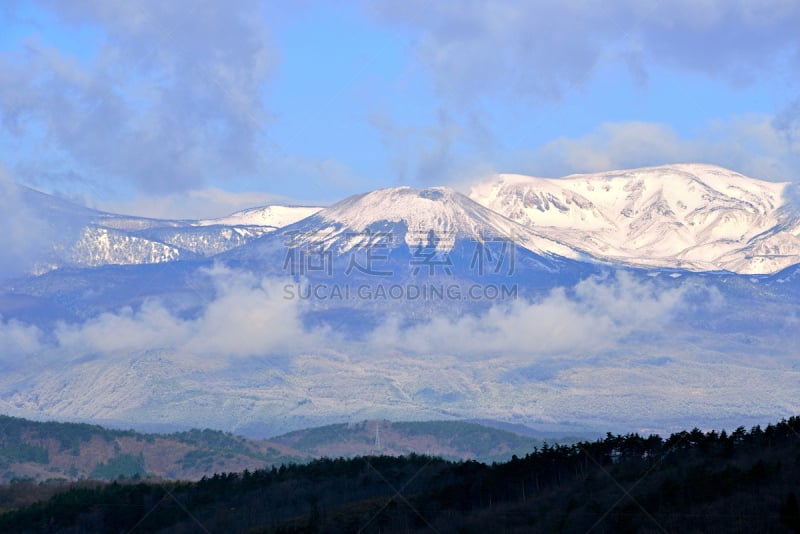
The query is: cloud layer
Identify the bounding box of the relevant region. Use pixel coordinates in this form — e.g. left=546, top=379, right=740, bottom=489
left=1, top=1, right=799, bottom=203
left=369, top=0, right=800, bottom=102
left=367, top=273, right=688, bottom=358
left=0, top=267, right=691, bottom=368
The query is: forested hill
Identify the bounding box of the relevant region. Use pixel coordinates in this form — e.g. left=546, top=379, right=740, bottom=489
left=2, top=417, right=800, bottom=532
left=269, top=419, right=566, bottom=463
left=0, top=415, right=557, bottom=484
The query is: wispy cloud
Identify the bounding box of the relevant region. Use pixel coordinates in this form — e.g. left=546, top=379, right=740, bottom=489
left=96, top=187, right=310, bottom=220
left=520, top=116, right=800, bottom=183
left=0, top=167, right=51, bottom=278
left=365, top=1, right=800, bottom=187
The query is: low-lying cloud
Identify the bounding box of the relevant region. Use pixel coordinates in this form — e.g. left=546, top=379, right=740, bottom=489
left=367, top=272, right=687, bottom=358
left=0, top=267, right=694, bottom=368
left=6, top=266, right=792, bottom=434
left=51, top=266, right=330, bottom=364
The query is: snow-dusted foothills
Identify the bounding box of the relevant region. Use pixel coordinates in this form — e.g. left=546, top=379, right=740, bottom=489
left=470, top=163, right=800, bottom=274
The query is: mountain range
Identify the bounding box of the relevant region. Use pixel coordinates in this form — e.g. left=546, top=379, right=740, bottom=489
left=0, top=163, right=799, bottom=438
left=9, top=163, right=800, bottom=276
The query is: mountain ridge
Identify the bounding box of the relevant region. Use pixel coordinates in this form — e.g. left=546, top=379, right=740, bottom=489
left=469, top=163, right=799, bottom=274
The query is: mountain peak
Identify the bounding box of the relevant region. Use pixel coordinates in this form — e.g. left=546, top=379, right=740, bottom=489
left=482, top=163, right=786, bottom=198
left=195, top=204, right=322, bottom=228
left=267, top=185, right=581, bottom=258
left=321, top=186, right=468, bottom=230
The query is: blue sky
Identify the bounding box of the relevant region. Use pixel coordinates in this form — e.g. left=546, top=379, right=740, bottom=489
left=1, top=0, right=799, bottom=218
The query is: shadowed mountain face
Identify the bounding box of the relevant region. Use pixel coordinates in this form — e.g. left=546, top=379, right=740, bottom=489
left=0, top=165, right=799, bottom=437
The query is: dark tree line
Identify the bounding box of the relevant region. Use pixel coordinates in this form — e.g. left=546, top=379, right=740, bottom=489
left=1, top=417, right=800, bottom=532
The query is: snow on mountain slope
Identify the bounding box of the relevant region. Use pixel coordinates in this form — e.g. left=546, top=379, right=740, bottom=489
left=12, top=187, right=189, bottom=274
left=469, top=164, right=799, bottom=274
left=195, top=205, right=322, bottom=228
left=273, top=186, right=581, bottom=258
left=132, top=225, right=274, bottom=256
left=67, top=226, right=185, bottom=268
left=11, top=185, right=323, bottom=274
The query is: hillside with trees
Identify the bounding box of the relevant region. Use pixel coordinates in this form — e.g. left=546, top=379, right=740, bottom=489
left=270, top=419, right=564, bottom=463
left=0, top=416, right=552, bottom=486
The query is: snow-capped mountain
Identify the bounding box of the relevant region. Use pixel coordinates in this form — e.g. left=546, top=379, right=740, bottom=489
left=239, top=186, right=581, bottom=258
left=14, top=164, right=800, bottom=276
left=469, top=164, right=800, bottom=274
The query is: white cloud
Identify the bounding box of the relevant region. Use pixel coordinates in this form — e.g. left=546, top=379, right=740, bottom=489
left=0, top=317, right=44, bottom=362
left=529, top=122, right=690, bottom=176
left=0, top=0, right=278, bottom=194
left=366, top=1, right=800, bottom=188
left=6, top=264, right=796, bottom=433
left=365, top=272, right=689, bottom=358
left=1, top=267, right=692, bottom=369
left=51, top=265, right=331, bottom=363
